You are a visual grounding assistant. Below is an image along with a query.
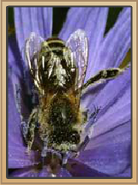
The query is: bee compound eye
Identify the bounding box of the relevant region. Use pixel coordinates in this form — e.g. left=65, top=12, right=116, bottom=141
left=71, top=131, right=80, bottom=144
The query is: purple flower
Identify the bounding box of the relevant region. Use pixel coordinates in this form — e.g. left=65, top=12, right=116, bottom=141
left=8, top=7, right=131, bottom=177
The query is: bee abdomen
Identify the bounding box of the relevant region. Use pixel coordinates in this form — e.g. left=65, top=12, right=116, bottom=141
left=48, top=96, right=77, bottom=127
left=49, top=129, right=80, bottom=145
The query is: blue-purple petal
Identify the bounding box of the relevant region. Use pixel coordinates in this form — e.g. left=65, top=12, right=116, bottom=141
left=67, top=159, right=111, bottom=177
left=8, top=145, right=39, bottom=169
left=82, top=65, right=130, bottom=121
left=59, top=7, right=90, bottom=40
left=8, top=76, right=23, bottom=146
left=38, top=167, right=72, bottom=177
left=89, top=7, right=131, bottom=77
left=114, top=166, right=131, bottom=177
left=8, top=36, right=24, bottom=77
left=78, top=120, right=131, bottom=176
left=8, top=77, right=39, bottom=169
left=8, top=46, right=38, bottom=169
left=38, top=169, right=49, bottom=177
left=14, top=7, right=53, bottom=56
left=91, top=87, right=130, bottom=138
left=56, top=168, right=72, bottom=177
left=59, top=7, right=109, bottom=82
left=9, top=167, right=39, bottom=177
left=82, top=65, right=131, bottom=109
left=84, top=67, right=131, bottom=137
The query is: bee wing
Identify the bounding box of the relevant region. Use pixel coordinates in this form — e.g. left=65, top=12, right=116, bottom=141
left=25, top=32, right=44, bottom=76
left=25, top=32, right=46, bottom=92
left=66, top=29, right=88, bottom=90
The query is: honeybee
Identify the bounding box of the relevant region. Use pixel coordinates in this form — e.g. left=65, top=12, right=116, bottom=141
left=14, top=29, right=129, bottom=175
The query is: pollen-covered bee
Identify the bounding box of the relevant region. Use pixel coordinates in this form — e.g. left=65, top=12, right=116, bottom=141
left=24, top=30, right=89, bottom=155
left=14, top=29, right=129, bottom=175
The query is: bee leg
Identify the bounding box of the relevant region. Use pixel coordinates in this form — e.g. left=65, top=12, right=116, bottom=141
left=14, top=84, right=30, bottom=140
left=14, top=83, right=24, bottom=120
left=23, top=69, right=39, bottom=106
left=78, top=136, right=90, bottom=152
left=81, top=109, right=88, bottom=124
left=41, top=137, right=48, bottom=157
left=21, top=121, right=29, bottom=142
left=90, top=104, right=101, bottom=122
left=82, top=67, right=128, bottom=90
left=62, top=152, right=70, bottom=166
left=31, top=86, right=39, bottom=105
left=25, top=108, right=38, bottom=154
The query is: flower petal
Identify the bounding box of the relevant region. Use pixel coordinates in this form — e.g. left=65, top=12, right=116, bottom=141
left=8, top=49, right=38, bottom=169
left=8, top=73, right=41, bottom=169
left=114, top=166, right=131, bottom=177
left=8, top=78, right=39, bottom=169
left=59, top=7, right=90, bottom=40
left=9, top=167, right=39, bottom=177
left=8, top=36, right=24, bottom=77
left=9, top=166, right=72, bottom=177
left=37, top=168, right=49, bottom=177
left=78, top=121, right=131, bottom=176
left=91, top=87, right=130, bottom=138
left=82, top=65, right=130, bottom=118
left=8, top=76, right=23, bottom=146
left=89, top=7, right=131, bottom=77
left=81, top=81, right=107, bottom=110
left=85, top=67, right=131, bottom=137
left=38, top=167, right=72, bottom=177
left=56, top=168, right=72, bottom=177
left=86, top=119, right=131, bottom=150
left=59, top=7, right=109, bottom=82
left=66, top=159, right=110, bottom=177
left=14, top=7, right=53, bottom=55
left=8, top=145, right=39, bottom=169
